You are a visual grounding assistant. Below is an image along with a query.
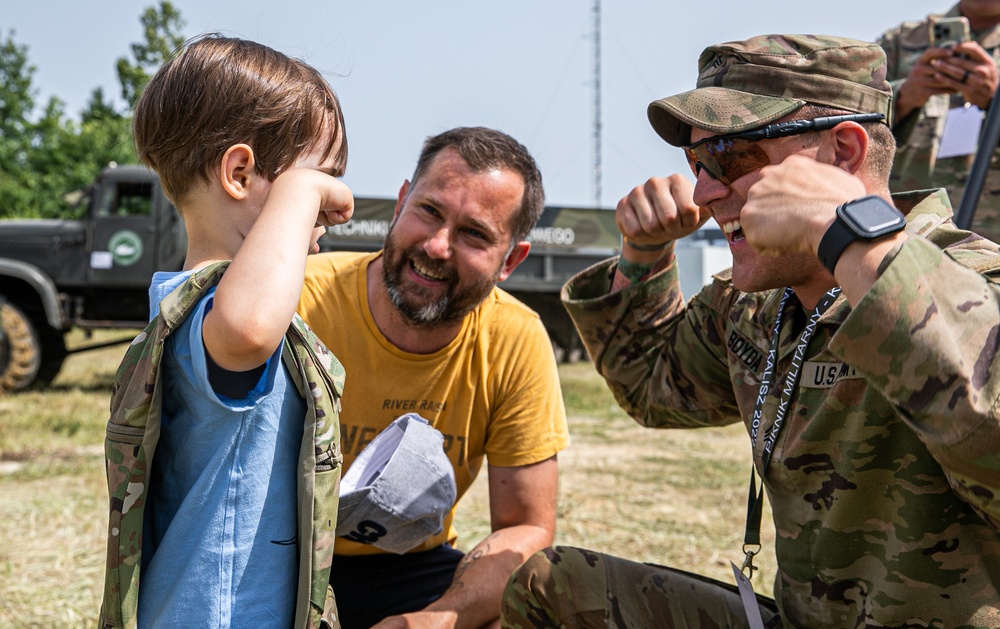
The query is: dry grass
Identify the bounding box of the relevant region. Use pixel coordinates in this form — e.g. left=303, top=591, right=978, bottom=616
left=456, top=362, right=776, bottom=592
left=0, top=335, right=774, bottom=627
left=0, top=469, right=107, bottom=626
left=0, top=330, right=124, bottom=628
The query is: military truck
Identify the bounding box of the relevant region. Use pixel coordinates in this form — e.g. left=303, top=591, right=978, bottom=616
left=0, top=164, right=631, bottom=391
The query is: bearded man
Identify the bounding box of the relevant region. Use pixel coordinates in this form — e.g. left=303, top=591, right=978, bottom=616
left=298, top=126, right=568, bottom=629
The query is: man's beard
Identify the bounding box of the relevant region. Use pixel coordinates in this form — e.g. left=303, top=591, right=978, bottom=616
left=381, top=234, right=502, bottom=328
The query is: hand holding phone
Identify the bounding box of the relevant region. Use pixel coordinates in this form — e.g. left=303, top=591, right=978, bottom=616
left=930, top=16, right=971, bottom=49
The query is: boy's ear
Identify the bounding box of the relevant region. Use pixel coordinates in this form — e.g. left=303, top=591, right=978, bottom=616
left=219, top=144, right=258, bottom=200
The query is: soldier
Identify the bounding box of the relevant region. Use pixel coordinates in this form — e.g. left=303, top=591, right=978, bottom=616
left=878, top=0, right=1000, bottom=241
left=500, top=34, right=1000, bottom=627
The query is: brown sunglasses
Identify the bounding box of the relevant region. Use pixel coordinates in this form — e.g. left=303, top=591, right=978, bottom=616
left=683, top=113, right=885, bottom=185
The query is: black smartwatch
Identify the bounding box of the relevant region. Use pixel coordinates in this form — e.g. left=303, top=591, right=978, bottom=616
left=816, top=195, right=905, bottom=275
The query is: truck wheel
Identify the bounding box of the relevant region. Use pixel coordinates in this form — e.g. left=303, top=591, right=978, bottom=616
left=564, top=331, right=584, bottom=363
left=35, top=322, right=68, bottom=387
left=550, top=339, right=566, bottom=364
left=0, top=303, right=66, bottom=392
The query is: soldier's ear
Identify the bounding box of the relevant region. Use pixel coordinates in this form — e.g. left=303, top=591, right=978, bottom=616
left=819, top=123, right=867, bottom=175
left=220, top=144, right=257, bottom=200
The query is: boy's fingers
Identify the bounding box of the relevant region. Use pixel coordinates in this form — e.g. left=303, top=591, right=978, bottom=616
left=322, top=179, right=355, bottom=217
left=318, top=207, right=353, bottom=226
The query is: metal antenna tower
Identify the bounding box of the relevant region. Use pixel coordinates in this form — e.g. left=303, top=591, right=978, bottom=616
left=592, top=0, right=602, bottom=209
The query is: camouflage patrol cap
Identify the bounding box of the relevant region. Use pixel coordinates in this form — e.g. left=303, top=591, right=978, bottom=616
left=648, top=34, right=892, bottom=146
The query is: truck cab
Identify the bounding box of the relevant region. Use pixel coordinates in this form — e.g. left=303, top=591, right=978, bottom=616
left=0, top=164, right=184, bottom=390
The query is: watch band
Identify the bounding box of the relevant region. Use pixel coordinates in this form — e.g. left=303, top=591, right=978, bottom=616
left=817, top=196, right=906, bottom=275
left=622, top=236, right=673, bottom=252
left=816, top=210, right=856, bottom=275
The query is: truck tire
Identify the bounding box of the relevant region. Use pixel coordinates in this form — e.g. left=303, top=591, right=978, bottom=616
left=564, top=334, right=584, bottom=363
left=551, top=328, right=587, bottom=364
left=550, top=339, right=566, bottom=364
left=0, top=302, right=66, bottom=392
left=35, top=320, right=68, bottom=387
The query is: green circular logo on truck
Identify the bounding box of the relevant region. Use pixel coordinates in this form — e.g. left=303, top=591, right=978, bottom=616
left=108, top=230, right=144, bottom=266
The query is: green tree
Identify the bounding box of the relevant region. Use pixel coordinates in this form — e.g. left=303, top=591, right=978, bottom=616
left=0, top=30, right=49, bottom=218
left=0, top=31, right=34, bottom=139
left=0, top=3, right=186, bottom=219
left=82, top=86, right=119, bottom=124
left=117, top=1, right=186, bottom=110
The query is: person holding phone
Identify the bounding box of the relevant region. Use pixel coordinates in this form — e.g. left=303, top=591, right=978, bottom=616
left=878, top=1, right=1000, bottom=241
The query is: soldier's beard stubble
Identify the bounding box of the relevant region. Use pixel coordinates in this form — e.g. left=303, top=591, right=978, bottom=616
left=382, top=234, right=502, bottom=329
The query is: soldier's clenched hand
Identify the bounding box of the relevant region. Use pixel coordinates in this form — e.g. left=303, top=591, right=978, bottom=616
left=742, top=155, right=867, bottom=256
left=616, top=175, right=706, bottom=258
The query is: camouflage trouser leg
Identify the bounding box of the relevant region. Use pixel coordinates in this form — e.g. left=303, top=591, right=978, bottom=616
left=500, top=546, right=781, bottom=629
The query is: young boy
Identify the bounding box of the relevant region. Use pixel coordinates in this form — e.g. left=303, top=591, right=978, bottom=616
left=105, top=34, right=353, bottom=627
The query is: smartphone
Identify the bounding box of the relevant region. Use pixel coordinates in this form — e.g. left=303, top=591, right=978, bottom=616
left=930, top=16, right=971, bottom=48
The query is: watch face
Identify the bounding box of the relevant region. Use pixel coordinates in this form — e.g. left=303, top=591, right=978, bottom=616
left=839, top=196, right=905, bottom=238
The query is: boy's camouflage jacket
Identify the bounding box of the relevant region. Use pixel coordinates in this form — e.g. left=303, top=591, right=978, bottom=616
left=99, top=261, right=344, bottom=629
left=563, top=189, right=1000, bottom=627
left=878, top=4, right=1000, bottom=244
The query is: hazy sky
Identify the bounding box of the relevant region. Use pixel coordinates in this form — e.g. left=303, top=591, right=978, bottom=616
left=6, top=0, right=948, bottom=208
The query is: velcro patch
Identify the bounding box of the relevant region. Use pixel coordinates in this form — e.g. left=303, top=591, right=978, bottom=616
left=726, top=329, right=764, bottom=373
left=800, top=361, right=862, bottom=389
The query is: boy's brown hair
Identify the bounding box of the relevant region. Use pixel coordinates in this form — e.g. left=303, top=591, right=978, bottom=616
left=133, top=34, right=348, bottom=205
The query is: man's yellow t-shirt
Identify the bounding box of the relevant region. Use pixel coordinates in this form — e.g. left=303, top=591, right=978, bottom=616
left=298, top=251, right=569, bottom=556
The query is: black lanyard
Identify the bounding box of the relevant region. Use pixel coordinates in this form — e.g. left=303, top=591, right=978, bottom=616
left=740, top=286, right=841, bottom=579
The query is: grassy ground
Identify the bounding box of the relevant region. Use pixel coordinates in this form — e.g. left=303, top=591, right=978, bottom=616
left=0, top=332, right=774, bottom=627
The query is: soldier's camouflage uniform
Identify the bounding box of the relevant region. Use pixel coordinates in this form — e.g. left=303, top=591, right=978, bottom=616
left=501, top=190, right=1000, bottom=627
left=878, top=4, right=1000, bottom=243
